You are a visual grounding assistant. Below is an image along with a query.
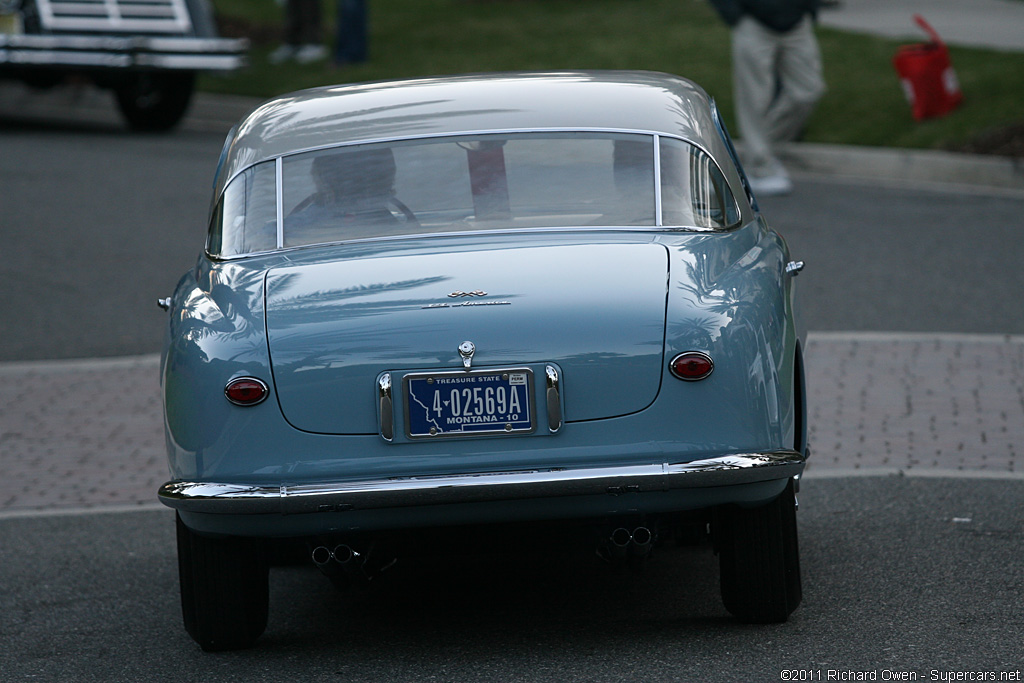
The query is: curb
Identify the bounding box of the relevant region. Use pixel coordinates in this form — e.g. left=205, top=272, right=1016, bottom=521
left=778, top=141, right=1024, bottom=195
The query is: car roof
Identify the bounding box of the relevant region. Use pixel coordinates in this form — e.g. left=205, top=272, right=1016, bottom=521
left=213, top=71, right=728, bottom=200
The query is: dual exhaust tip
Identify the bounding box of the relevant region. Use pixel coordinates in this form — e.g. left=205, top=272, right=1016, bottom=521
left=311, top=544, right=396, bottom=585
left=600, top=526, right=654, bottom=563
left=311, top=544, right=359, bottom=567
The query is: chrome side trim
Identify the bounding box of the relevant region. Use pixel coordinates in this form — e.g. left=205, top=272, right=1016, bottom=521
left=545, top=365, right=562, bottom=433
left=378, top=373, right=393, bottom=442
left=158, top=450, right=805, bottom=515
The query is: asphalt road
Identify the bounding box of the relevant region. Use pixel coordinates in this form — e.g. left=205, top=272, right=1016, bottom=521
left=2, top=478, right=1022, bottom=682
left=0, top=111, right=216, bottom=361
left=1, top=90, right=1023, bottom=681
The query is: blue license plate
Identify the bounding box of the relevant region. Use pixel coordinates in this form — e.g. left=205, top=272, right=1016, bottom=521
left=405, top=369, right=534, bottom=438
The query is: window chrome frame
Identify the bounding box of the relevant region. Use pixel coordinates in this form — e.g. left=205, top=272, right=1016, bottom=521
left=275, top=156, right=284, bottom=249
left=652, top=134, right=664, bottom=228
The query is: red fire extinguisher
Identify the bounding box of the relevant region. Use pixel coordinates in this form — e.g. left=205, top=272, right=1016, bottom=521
left=892, top=14, right=963, bottom=120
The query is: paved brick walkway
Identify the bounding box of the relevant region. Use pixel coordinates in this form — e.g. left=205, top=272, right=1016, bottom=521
left=0, top=356, right=164, bottom=513
left=805, top=333, right=1022, bottom=477
left=1, top=333, right=1021, bottom=514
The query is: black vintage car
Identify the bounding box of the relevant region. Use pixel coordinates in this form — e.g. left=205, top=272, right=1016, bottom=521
left=0, top=0, right=246, bottom=130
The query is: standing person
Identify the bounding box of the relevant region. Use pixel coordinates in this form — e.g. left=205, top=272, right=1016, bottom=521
left=709, top=0, right=826, bottom=196
left=334, top=0, right=368, bottom=65
left=270, top=0, right=327, bottom=64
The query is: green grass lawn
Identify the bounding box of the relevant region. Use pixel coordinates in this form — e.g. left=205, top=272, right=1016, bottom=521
left=201, top=0, right=1024, bottom=154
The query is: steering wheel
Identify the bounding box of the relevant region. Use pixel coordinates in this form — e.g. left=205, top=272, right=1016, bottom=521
left=388, top=197, right=420, bottom=228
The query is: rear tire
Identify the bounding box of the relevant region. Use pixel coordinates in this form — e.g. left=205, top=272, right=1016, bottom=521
left=715, top=479, right=802, bottom=623
left=176, top=514, right=269, bottom=651
left=114, top=72, right=195, bottom=132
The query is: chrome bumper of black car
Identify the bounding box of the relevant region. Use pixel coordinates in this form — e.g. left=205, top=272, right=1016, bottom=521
left=0, top=35, right=248, bottom=71
left=158, top=450, right=806, bottom=516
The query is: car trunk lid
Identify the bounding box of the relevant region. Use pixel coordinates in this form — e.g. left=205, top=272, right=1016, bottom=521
left=265, top=241, right=668, bottom=434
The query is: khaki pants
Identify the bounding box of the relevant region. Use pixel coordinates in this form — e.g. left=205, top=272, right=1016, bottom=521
left=732, top=16, right=825, bottom=178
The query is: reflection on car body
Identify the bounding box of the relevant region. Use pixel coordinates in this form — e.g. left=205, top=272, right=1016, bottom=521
left=158, top=71, right=808, bottom=650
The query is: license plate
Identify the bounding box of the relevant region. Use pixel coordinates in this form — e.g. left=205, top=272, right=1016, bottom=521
left=405, top=369, right=534, bottom=438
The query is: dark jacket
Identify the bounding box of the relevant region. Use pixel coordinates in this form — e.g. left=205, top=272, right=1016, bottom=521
left=708, top=0, right=820, bottom=32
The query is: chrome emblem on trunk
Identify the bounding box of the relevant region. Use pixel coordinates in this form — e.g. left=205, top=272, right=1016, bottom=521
left=422, top=290, right=511, bottom=309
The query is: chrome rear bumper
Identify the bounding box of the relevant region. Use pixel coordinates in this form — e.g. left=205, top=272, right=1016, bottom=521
left=158, top=450, right=806, bottom=516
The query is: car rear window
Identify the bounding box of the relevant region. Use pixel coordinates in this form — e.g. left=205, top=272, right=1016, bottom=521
left=207, top=160, right=277, bottom=258
left=208, top=132, right=740, bottom=257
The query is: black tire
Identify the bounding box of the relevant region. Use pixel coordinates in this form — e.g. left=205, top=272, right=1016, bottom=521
left=114, top=72, right=195, bottom=132
left=715, top=479, right=802, bottom=623
left=176, top=514, right=269, bottom=651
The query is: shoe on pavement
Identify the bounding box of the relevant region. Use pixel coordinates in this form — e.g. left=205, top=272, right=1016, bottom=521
left=268, top=44, right=296, bottom=64
left=748, top=172, right=793, bottom=197
left=294, top=44, right=328, bottom=64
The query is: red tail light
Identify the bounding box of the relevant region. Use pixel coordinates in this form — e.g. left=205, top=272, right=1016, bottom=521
left=669, top=352, right=714, bottom=381
left=224, top=377, right=269, bottom=406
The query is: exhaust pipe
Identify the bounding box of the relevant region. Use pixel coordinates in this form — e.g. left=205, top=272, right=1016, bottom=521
left=610, top=527, right=632, bottom=560
left=628, top=526, right=653, bottom=559
left=312, top=545, right=333, bottom=566
left=597, top=526, right=655, bottom=564
left=312, top=545, right=348, bottom=589
left=596, top=527, right=632, bottom=563
left=311, top=543, right=396, bottom=585
left=332, top=544, right=360, bottom=567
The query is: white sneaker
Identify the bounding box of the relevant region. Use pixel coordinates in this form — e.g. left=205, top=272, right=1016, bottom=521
left=294, top=44, right=328, bottom=64
left=748, top=172, right=793, bottom=197
left=268, top=44, right=296, bottom=64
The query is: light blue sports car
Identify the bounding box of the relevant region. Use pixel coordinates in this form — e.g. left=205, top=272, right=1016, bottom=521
left=158, top=71, right=808, bottom=650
